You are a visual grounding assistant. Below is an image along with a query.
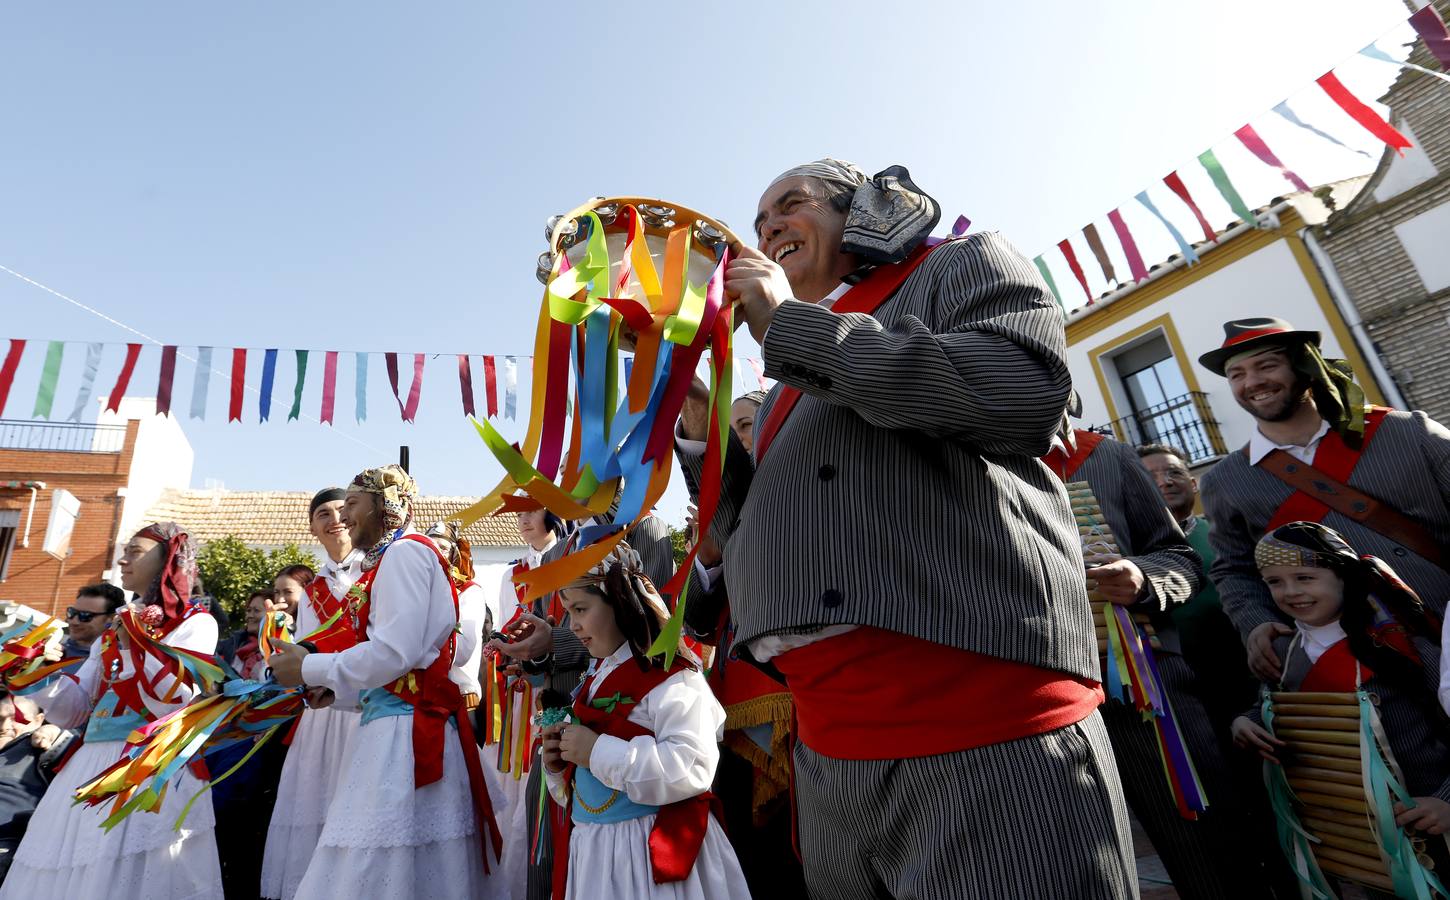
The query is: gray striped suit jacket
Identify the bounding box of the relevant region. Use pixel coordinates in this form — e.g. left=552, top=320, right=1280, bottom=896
left=1073, top=435, right=1202, bottom=655
left=1199, top=409, right=1450, bottom=641
left=680, top=232, right=1099, bottom=682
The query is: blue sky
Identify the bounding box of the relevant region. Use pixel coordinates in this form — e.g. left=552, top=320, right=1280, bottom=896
left=0, top=1, right=1420, bottom=525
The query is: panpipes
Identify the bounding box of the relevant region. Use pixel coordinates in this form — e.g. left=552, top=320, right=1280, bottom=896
left=1065, top=482, right=1162, bottom=656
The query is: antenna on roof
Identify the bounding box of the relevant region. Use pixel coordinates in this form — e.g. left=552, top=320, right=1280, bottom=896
left=399, top=445, right=410, bottom=473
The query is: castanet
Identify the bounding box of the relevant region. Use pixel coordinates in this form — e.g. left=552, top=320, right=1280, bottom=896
left=1274, top=715, right=1360, bottom=732
left=1273, top=703, right=1359, bottom=719
left=1284, top=776, right=1364, bottom=802
left=1317, top=858, right=1395, bottom=892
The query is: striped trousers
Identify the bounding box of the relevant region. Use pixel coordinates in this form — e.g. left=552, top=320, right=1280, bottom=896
left=795, top=709, right=1136, bottom=899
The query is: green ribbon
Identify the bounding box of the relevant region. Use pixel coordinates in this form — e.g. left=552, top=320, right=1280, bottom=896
left=547, top=213, right=610, bottom=324
left=32, top=341, right=64, bottom=419
left=1198, top=149, right=1255, bottom=225
left=1261, top=692, right=1336, bottom=899
left=1032, top=256, right=1065, bottom=315
left=590, top=692, right=635, bottom=714
left=288, top=349, right=308, bottom=421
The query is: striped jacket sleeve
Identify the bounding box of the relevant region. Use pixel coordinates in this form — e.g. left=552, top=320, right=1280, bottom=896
left=759, top=233, right=1070, bottom=455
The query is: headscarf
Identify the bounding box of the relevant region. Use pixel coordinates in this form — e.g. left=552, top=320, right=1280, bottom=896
left=736, top=390, right=767, bottom=408
left=308, top=486, right=347, bottom=518
left=424, top=520, right=474, bottom=582
left=769, top=158, right=940, bottom=266
left=349, top=465, right=418, bottom=570
left=133, top=522, right=198, bottom=623
left=1231, top=341, right=1368, bottom=445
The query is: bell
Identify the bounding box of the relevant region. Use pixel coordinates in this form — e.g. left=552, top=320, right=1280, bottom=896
left=693, top=219, right=725, bottom=246
left=545, top=215, right=579, bottom=245
left=535, top=251, right=555, bottom=285
left=592, top=202, right=619, bottom=225
left=639, top=204, right=676, bottom=228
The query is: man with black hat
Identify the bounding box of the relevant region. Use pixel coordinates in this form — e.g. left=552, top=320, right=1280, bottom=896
left=1198, top=316, right=1450, bottom=681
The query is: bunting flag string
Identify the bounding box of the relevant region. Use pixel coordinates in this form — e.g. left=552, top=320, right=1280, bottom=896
left=1057, top=240, right=1093, bottom=303
left=156, top=345, right=177, bottom=417
left=1135, top=191, right=1200, bottom=266
left=1081, top=224, right=1118, bottom=286
left=1315, top=71, right=1413, bottom=153
left=229, top=349, right=247, bottom=423
left=385, top=352, right=425, bottom=423
left=259, top=349, right=279, bottom=422
left=190, top=347, right=213, bottom=420
left=33, top=342, right=62, bottom=420
left=483, top=355, right=499, bottom=419
left=1272, top=100, right=1371, bottom=158
left=1106, top=209, right=1149, bottom=283
left=1162, top=172, right=1218, bottom=244
left=1361, top=41, right=1450, bottom=86
left=1410, top=5, right=1450, bottom=70
left=288, top=350, right=308, bottom=421
left=457, top=354, right=476, bottom=418
left=503, top=356, right=517, bottom=420
left=0, top=340, right=24, bottom=417
left=1032, top=256, right=1065, bottom=313
left=105, top=343, right=142, bottom=414
left=1197, top=148, right=1256, bottom=225
left=320, top=351, right=339, bottom=424
left=68, top=343, right=104, bottom=422
left=1233, top=124, right=1312, bottom=193
left=354, top=352, right=368, bottom=423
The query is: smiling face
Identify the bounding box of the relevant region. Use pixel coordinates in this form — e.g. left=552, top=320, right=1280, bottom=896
left=560, top=585, right=626, bottom=659
left=68, top=591, right=115, bottom=644
left=1140, top=452, right=1197, bottom=521
left=243, top=593, right=269, bottom=635
left=730, top=398, right=760, bottom=452
left=310, top=500, right=351, bottom=557
left=118, top=534, right=164, bottom=594
left=753, top=176, right=858, bottom=303
left=272, top=574, right=305, bottom=618
left=1262, top=564, right=1344, bottom=627
left=341, top=492, right=384, bottom=550
left=1226, top=349, right=1312, bottom=423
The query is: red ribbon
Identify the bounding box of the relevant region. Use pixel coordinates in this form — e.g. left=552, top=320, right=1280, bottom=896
left=483, top=355, right=498, bottom=418
left=320, top=351, right=339, bottom=424
left=0, top=339, right=25, bottom=417
left=1410, top=5, right=1450, bottom=70
left=1107, top=209, right=1149, bottom=283
left=229, top=348, right=247, bottom=422
left=457, top=355, right=476, bottom=418
left=385, top=352, right=426, bottom=423
left=1163, top=172, right=1217, bottom=244
left=1057, top=239, right=1093, bottom=303
left=1316, top=71, right=1412, bottom=155
left=105, top=343, right=143, bottom=413
left=156, top=345, right=177, bottom=417
left=1234, top=124, right=1311, bottom=193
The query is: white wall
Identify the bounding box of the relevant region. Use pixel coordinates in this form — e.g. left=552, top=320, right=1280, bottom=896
left=98, top=396, right=195, bottom=579
left=1394, top=201, right=1450, bottom=294
left=1066, top=238, right=1352, bottom=455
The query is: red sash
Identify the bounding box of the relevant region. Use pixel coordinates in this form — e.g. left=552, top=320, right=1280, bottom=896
left=753, top=241, right=946, bottom=461
left=352, top=534, right=503, bottom=871
left=1264, top=407, right=1390, bottom=531
left=552, top=658, right=720, bottom=898
left=1042, top=429, right=1107, bottom=482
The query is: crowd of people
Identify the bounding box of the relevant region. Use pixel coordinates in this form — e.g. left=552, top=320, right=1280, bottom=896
left=0, top=156, right=1445, bottom=899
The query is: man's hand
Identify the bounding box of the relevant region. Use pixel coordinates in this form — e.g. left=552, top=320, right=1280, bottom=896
left=42, top=642, right=64, bottom=663
left=489, top=612, right=553, bottom=661
left=678, top=376, right=713, bottom=443
left=269, top=640, right=310, bottom=687
left=1088, top=556, right=1146, bottom=606
left=1396, top=797, right=1450, bottom=835
left=305, top=687, right=335, bottom=709
left=685, top=504, right=722, bottom=567
left=30, top=724, right=62, bottom=752
left=558, top=722, right=600, bottom=768
left=725, top=244, right=794, bottom=345
left=1230, top=716, right=1284, bottom=764
left=541, top=723, right=567, bottom=773
left=1246, top=621, right=1294, bottom=681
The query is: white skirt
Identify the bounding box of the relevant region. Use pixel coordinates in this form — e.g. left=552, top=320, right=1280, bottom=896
left=0, top=739, right=223, bottom=900
left=294, top=714, right=509, bottom=900
left=260, top=704, right=362, bottom=900
left=564, top=814, right=751, bottom=900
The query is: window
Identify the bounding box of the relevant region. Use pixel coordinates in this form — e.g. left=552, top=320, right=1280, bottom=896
left=0, top=509, right=18, bottom=582
left=1101, top=331, right=1225, bottom=463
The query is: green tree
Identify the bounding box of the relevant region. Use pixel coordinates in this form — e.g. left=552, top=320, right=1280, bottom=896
left=195, top=536, right=318, bottom=624
left=667, top=525, right=688, bottom=568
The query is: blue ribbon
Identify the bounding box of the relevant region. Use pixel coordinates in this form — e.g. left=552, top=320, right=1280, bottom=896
left=190, top=347, right=213, bottom=420
left=1135, top=191, right=1200, bottom=265
left=355, top=352, right=368, bottom=423
left=259, top=349, right=278, bottom=422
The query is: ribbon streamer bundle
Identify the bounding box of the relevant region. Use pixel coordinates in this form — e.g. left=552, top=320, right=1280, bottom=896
left=1068, top=482, right=1208, bottom=818
left=1263, top=690, right=1448, bottom=898
left=457, top=197, right=740, bottom=664
left=0, top=616, right=85, bottom=692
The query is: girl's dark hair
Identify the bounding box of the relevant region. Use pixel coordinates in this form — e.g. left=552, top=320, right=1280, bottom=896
left=593, top=564, right=697, bottom=673
left=275, top=564, right=317, bottom=588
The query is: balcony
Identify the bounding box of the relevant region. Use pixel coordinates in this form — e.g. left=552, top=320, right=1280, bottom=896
left=0, top=419, right=128, bottom=454
left=1095, top=392, right=1227, bottom=465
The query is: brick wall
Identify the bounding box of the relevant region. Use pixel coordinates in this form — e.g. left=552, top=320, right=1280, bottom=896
left=0, top=420, right=138, bottom=616
left=1316, top=0, right=1450, bottom=421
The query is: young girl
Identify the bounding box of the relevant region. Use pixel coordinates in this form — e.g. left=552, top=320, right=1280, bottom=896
left=541, top=541, right=750, bottom=900
left=231, top=588, right=279, bottom=680
left=1231, top=522, right=1450, bottom=891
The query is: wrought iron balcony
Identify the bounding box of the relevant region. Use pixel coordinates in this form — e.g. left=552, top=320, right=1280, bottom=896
left=0, top=419, right=128, bottom=454
left=1095, top=392, right=1227, bottom=464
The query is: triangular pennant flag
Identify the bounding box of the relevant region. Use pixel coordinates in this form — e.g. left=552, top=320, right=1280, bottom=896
left=503, top=356, right=518, bottom=420
left=355, top=352, right=368, bottom=423
left=1197, top=149, right=1256, bottom=225
left=33, top=341, right=63, bottom=419
left=1234, top=124, right=1311, bottom=193
left=1106, top=209, right=1149, bottom=283
left=1136, top=191, right=1200, bottom=266
left=1273, top=100, right=1371, bottom=158
left=1361, top=41, right=1450, bottom=87
left=385, top=352, right=425, bottom=423
left=68, top=343, right=104, bottom=421
left=190, top=347, right=213, bottom=420
left=483, top=355, right=499, bottom=418
left=457, top=355, right=476, bottom=418
left=1315, top=71, right=1412, bottom=155
left=229, top=349, right=247, bottom=423
left=1057, top=239, right=1093, bottom=303
left=1082, top=224, right=1118, bottom=286
left=156, top=345, right=177, bottom=417
left=1163, top=172, right=1218, bottom=243
left=321, top=351, right=339, bottom=425
left=0, top=340, right=25, bottom=417
left=259, top=349, right=279, bottom=422
left=105, top=343, right=142, bottom=413
left=1032, top=256, right=1065, bottom=313
left=1409, top=5, right=1450, bottom=70
left=288, top=350, right=308, bottom=421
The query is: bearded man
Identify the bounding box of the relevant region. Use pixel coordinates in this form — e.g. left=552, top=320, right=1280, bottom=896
left=675, top=159, right=1135, bottom=899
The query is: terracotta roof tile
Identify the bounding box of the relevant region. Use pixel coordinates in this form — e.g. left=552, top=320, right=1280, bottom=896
left=143, top=489, right=522, bottom=547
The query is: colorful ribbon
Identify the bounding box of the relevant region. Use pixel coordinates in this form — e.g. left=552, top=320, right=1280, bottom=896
left=1135, top=191, right=1200, bottom=265
left=385, top=352, right=425, bottom=423
left=1361, top=41, right=1450, bottom=87
left=32, top=341, right=63, bottom=419
left=229, top=348, right=247, bottom=423
left=259, top=349, right=279, bottom=422
left=156, top=345, right=177, bottom=417
left=1234, top=124, right=1311, bottom=194
left=1410, top=5, right=1450, bottom=70
left=1032, top=256, right=1065, bottom=313
left=458, top=355, right=476, bottom=418
left=0, top=339, right=23, bottom=417
left=288, top=349, right=308, bottom=421
left=1273, top=100, right=1371, bottom=158
left=503, top=356, right=517, bottom=420
left=1162, top=172, right=1218, bottom=244
left=1106, top=209, right=1149, bottom=282
left=1057, top=239, right=1093, bottom=303
left=321, top=350, right=338, bottom=424
left=1082, top=223, right=1117, bottom=286
left=354, top=352, right=368, bottom=423
left=1315, top=71, right=1412, bottom=154
left=190, top=347, right=213, bottom=420
left=68, top=342, right=104, bottom=422
left=105, top=343, right=142, bottom=414
left=483, top=355, right=498, bottom=418
left=1197, top=149, right=1256, bottom=225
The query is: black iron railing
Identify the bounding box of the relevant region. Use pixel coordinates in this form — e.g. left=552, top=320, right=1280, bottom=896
left=1096, top=392, right=1227, bottom=464
left=0, top=419, right=127, bottom=454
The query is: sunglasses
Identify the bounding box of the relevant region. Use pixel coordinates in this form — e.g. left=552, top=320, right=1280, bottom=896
left=66, top=607, right=109, bottom=623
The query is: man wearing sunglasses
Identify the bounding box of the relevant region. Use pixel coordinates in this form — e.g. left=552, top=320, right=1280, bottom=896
left=60, top=583, right=126, bottom=660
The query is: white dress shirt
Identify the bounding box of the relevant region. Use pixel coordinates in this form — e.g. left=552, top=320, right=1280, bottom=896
left=1248, top=419, right=1331, bottom=466
left=1295, top=618, right=1347, bottom=665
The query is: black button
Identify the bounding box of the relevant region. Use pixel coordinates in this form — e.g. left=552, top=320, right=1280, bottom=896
left=817, top=376, right=833, bottom=390
left=821, top=589, right=844, bottom=608
left=818, top=464, right=837, bottom=481
left=781, top=363, right=800, bottom=377
left=1393, top=548, right=1407, bottom=557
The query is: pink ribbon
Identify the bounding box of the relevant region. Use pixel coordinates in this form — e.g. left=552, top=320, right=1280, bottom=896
left=1106, top=210, right=1149, bottom=283
left=483, top=355, right=498, bottom=418
left=1234, top=124, right=1311, bottom=193
left=155, top=346, right=177, bottom=417
left=320, top=351, right=339, bottom=424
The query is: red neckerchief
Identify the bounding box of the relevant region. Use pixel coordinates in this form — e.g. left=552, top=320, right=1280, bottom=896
left=552, top=656, right=719, bottom=897
left=1264, top=407, right=1391, bottom=531
left=753, top=241, right=947, bottom=462
left=1042, top=429, right=1107, bottom=482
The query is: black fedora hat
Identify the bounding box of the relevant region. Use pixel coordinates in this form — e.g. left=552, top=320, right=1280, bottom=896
left=1198, top=317, right=1321, bottom=376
